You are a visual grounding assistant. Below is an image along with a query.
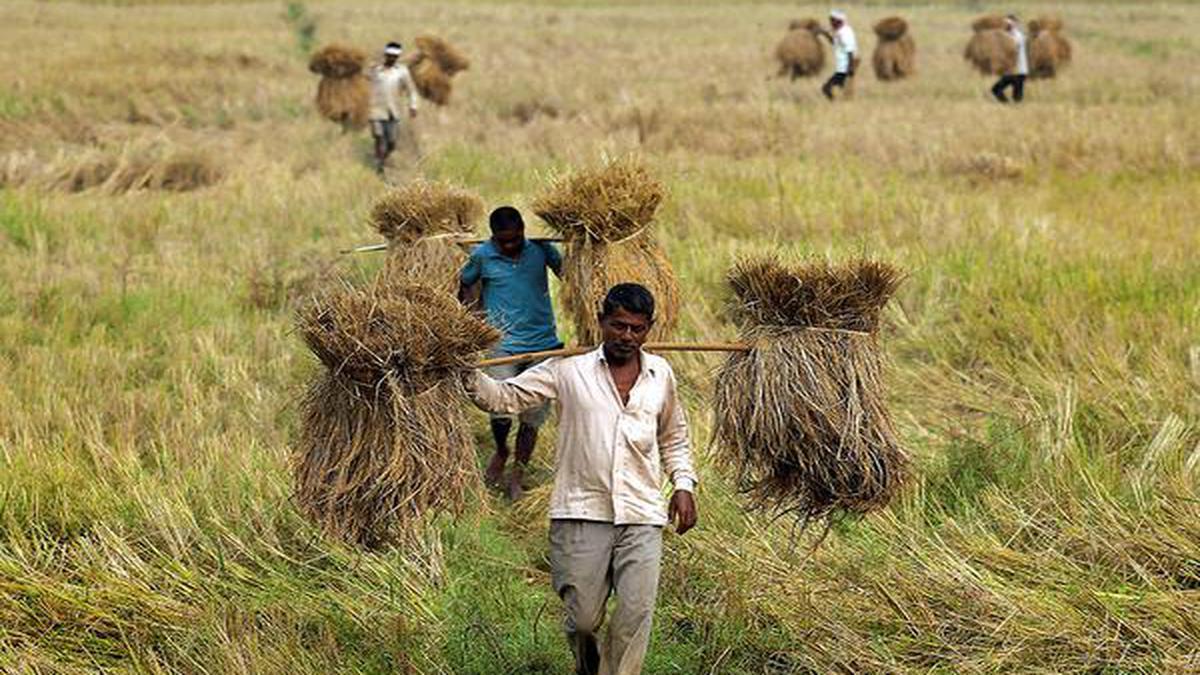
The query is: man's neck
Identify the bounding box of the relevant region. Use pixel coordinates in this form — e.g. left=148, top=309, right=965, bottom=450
left=602, top=345, right=639, bottom=368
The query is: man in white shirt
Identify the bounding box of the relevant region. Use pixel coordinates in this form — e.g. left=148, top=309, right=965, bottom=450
left=821, top=9, right=858, bottom=100
left=469, top=283, right=698, bottom=675
left=367, top=41, right=419, bottom=174
left=992, top=15, right=1029, bottom=103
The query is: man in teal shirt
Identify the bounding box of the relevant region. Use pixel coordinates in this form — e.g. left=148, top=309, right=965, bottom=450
left=459, top=206, right=563, bottom=500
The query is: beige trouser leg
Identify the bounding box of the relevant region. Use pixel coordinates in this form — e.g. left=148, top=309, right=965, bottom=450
left=549, top=520, right=663, bottom=675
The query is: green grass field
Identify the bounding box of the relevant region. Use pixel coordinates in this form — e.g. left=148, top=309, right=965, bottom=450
left=1, top=0, right=1198, bottom=672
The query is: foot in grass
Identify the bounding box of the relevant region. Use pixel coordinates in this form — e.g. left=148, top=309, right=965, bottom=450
left=484, top=452, right=507, bottom=487
left=507, top=468, right=525, bottom=502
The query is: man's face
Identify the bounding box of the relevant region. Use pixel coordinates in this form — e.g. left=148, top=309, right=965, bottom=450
left=599, top=307, right=653, bottom=360
left=383, top=54, right=399, bottom=67
left=830, top=17, right=842, bottom=30
left=492, top=226, right=525, bottom=259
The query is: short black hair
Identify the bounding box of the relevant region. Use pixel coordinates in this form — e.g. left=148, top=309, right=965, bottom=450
left=385, top=41, right=403, bottom=50
left=601, top=283, right=655, bottom=321
left=489, top=206, right=524, bottom=233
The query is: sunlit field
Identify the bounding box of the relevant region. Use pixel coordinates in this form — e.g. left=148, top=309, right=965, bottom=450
left=1, top=0, right=1198, bottom=672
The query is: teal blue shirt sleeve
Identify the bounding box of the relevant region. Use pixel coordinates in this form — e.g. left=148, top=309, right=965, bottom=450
left=460, top=248, right=483, bottom=285
left=542, top=242, right=564, bottom=276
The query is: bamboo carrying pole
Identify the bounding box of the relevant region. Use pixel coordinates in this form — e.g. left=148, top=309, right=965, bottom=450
left=343, top=236, right=564, bottom=254
left=477, top=341, right=750, bottom=368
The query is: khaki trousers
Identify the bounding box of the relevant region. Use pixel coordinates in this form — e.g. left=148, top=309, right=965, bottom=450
left=549, top=520, right=663, bottom=675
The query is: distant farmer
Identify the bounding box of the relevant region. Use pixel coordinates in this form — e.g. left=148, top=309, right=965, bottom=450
left=821, top=9, right=858, bottom=100
left=992, top=15, right=1029, bottom=103
left=459, top=206, right=564, bottom=501
left=367, top=41, right=418, bottom=174
left=468, top=283, right=698, bottom=675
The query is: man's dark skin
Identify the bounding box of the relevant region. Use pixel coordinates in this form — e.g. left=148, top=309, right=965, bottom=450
left=459, top=222, right=545, bottom=501
left=598, top=305, right=697, bottom=534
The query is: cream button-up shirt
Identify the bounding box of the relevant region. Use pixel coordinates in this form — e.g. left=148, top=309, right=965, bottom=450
left=470, top=347, right=697, bottom=526
left=367, top=63, right=419, bottom=120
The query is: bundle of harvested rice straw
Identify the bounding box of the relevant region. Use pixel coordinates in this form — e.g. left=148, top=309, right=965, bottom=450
left=775, top=19, right=826, bottom=79
left=963, top=19, right=1017, bottom=76
left=532, top=159, right=680, bottom=344
left=405, top=35, right=470, bottom=106
left=294, top=278, right=498, bottom=548
left=1028, top=16, right=1072, bottom=79
left=371, top=179, right=484, bottom=293
left=712, top=257, right=908, bottom=525
left=309, top=44, right=370, bottom=129
left=872, top=16, right=916, bottom=81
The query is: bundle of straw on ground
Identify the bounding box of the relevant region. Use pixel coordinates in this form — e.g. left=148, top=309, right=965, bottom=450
left=775, top=19, right=826, bottom=80
left=309, top=44, right=369, bottom=129
left=1028, top=16, right=1072, bottom=79
left=294, top=277, right=499, bottom=548
left=371, top=179, right=484, bottom=293
left=964, top=28, right=1017, bottom=76
left=405, top=35, right=469, bottom=106
left=872, top=17, right=916, bottom=81
left=532, top=159, right=680, bottom=344
left=712, top=257, right=908, bottom=526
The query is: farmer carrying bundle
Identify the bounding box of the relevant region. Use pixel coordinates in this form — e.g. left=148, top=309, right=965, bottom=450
left=872, top=16, right=916, bottom=81
left=405, top=35, right=470, bottom=106
left=965, top=15, right=1032, bottom=103
left=293, top=277, right=498, bottom=548
left=713, top=257, right=909, bottom=525
left=372, top=178, right=484, bottom=292
left=309, top=44, right=370, bottom=130
left=532, top=158, right=679, bottom=344
left=367, top=41, right=420, bottom=174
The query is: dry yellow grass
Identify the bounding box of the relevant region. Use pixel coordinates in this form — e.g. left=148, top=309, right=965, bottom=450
left=0, top=0, right=1198, bottom=672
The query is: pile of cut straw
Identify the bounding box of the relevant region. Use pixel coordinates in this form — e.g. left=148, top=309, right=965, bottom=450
left=532, top=159, right=679, bottom=343
left=964, top=18, right=1017, bottom=76
left=872, top=16, right=916, bottom=81
left=309, top=44, right=369, bottom=130
left=712, top=257, right=908, bottom=525
left=775, top=19, right=826, bottom=80
left=405, top=35, right=470, bottom=106
left=294, top=277, right=498, bottom=548
left=371, top=179, right=484, bottom=292
left=1028, top=16, right=1072, bottom=79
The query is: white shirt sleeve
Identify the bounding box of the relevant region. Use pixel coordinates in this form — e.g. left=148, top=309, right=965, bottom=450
left=402, top=66, right=419, bottom=111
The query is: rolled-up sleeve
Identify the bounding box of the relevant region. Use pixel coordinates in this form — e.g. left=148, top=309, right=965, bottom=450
left=469, top=359, right=559, bottom=415
left=657, top=370, right=697, bottom=492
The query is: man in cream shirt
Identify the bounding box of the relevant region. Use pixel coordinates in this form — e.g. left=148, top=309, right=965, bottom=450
left=367, top=41, right=418, bottom=175
left=821, top=9, right=858, bottom=100
left=991, top=15, right=1030, bottom=103
left=469, top=283, right=698, bottom=675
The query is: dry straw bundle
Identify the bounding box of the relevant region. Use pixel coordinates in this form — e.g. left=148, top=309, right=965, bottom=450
left=532, top=159, right=680, bottom=344
left=964, top=28, right=1017, bottom=76
left=294, top=277, right=499, bottom=548
left=371, top=180, right=484, bottom=292
left=775, top=19, right=826, bottom=79
left=1028, top=16, right=1072, bottom=79
left=712, top=257, right=908, bottom=525
left=405, top=35, right=469, bottom=106
left=872, top=16, right=916, bottom=81
left=309, top=44, right=369, bottom=129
